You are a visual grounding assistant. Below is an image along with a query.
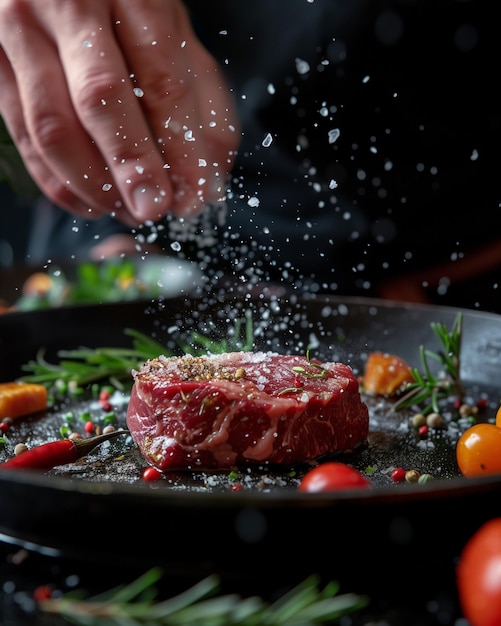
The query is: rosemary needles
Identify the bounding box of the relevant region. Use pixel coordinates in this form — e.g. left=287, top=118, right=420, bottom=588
left=38, top=568, right=369, bottom=626
left=395, top=313, right=464, bottom=414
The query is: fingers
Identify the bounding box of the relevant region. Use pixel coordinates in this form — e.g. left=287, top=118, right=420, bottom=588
left=0, top=1, right=133, bottom=221
left=0, top=46, right=99, bottom=219
left=0, top=0, right=239, bottom=226
left=113, top=0, right=239, bottom=216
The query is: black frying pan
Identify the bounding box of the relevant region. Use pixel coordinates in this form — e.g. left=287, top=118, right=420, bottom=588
left=0, top=293, right=501, bottom=607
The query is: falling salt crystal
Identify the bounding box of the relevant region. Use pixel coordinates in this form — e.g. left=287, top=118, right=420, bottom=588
left=329, top=179, right=338, bottom=189
left=262, top=133, right=273, bottom=148
left=295, top=58, right=310, bottom=75
left=102, top=183, right=113, bottom=192
left=184, top=130, right=195, bottom=142
left=83, top=40, right=93, bottom=48
left=133, top=88, right=144, bottom=98
left=248, top=196, right=260, bottom=207
left=171, top=241, right=182, bottom=252
left=198, top=159, right=207, bottom=167
left=267, top=83, right=276, bottom=95
left=135, top=165, right=145, bottom=175
left=328, top=128, right=340, bottom=144
left=470, top=149, right=479, bottom=161
left=362, top=75, right=370, bottom=84
left=181, top=40, right=186, bottom=48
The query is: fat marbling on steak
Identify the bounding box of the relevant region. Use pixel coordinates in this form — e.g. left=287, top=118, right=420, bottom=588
left=126, top=351, right=369, bottom=471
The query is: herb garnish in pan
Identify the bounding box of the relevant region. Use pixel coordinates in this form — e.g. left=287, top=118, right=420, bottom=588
left=395, top=313, right=464, bottom=414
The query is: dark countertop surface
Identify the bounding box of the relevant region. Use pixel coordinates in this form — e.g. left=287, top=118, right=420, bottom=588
left=0, top=537, right=465, bottom=626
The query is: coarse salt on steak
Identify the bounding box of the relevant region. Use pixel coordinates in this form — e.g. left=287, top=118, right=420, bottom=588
left=126, top=351, right=369, bottom=471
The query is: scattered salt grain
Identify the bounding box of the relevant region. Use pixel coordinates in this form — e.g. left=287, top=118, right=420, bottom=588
left=328, top=128, right=340, bottom=144
left=295, top=58, right=310, bottom=75
left=262, top=133, right=273, bottom=148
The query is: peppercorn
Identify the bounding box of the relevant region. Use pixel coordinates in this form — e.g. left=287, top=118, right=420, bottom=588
left=14, top=443, right=28, bottom=456
left=418, top=425, right=429, bottom=439
left=418, top=473, right=434, bottom=484
left=405, top=469, right=421, bottom=483
left=391, top=467, right=406, bottom=483
left=412, top=413, right=427, bottom=429
left=426, top=412, right=444, bottom=429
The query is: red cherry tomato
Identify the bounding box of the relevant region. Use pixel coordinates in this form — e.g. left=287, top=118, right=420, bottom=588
left=142, top=466, right=162, bottom=482
left=457, top=518, right=501, bottom=626
left=456, top=423, right=501, bottom=477
left=298, top=461, right=371, bottom=493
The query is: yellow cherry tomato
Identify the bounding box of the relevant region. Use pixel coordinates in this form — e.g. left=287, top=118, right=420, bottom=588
left=495, top=405, right=501, bottom=428
left=456, top=423, right=501, bottom=477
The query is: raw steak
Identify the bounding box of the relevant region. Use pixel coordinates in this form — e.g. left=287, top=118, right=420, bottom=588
left=126, top=351, right=369, bottom=471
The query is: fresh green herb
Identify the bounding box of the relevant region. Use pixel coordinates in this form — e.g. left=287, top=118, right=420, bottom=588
left=176, top=310, right=254, bottom=355
left=38, top=568, right=369, bottom=626
left=394, top=313, right=464, bottom=414
left=291, top=364, right=327, bottom=380
left=20, top=329, right=170, bottom=391
left=59, top=424, right=71, bottom=439
left=277, top=387, right=304, bottom=397
left=20, top=316, right=255, bottom=391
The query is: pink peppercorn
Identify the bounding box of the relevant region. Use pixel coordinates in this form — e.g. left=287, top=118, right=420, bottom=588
left=391, top=467, right=406, bottom=483
left=418, top=424, right=429, bottom=438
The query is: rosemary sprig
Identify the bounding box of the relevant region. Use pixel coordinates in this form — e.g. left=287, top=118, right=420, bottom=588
left=394, top=313, right=464, bottom=414
left=176, top=310, right=254, bottom=355
left=19, top=315, right=255, bottom=391
left=38, top=568, right=369, bottom=625
left=20, top=329, right=171, bottom=391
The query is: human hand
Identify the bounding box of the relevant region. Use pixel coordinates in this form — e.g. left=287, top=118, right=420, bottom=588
left=0, top=0, right=239, bottom=225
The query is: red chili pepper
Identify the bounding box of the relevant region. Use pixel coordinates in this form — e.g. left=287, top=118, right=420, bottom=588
left=0, top=430, right=128, bottom=471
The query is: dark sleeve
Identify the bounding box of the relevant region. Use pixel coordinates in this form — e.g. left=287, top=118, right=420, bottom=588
left=183, top=0, right=501, bottom=295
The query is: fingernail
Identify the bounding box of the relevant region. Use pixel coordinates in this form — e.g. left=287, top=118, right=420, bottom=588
left=132, top=185, right=166, bottom=221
